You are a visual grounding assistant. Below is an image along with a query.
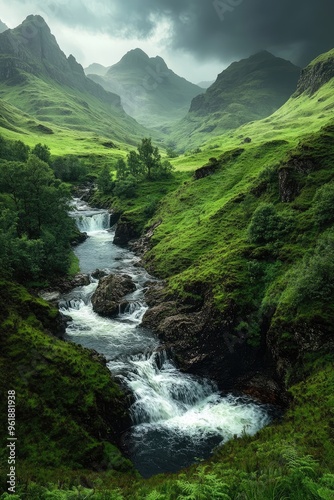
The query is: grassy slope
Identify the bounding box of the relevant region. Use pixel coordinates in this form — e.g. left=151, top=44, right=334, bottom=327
left=0, top=281, right=134, bottom=488
left=168, top=76, right=334, bottom=170
left=168, top=51, right=301, bottom=151
left=143, top=79, right=334, bottom=345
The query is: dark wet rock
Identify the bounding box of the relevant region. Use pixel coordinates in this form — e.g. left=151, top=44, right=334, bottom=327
left=91, top=269, right=108, bottom=280
left=71, top=273, right=91, bottom=287
left=143, top=282, right=168, bottom=307
left=71, top=231, right=88, bottom=245
left=91, top=274, right=136, bottom=317
left=236, top=373, right=290, bottom=406
left=114, top=215, right=140, bottom=247
left=72, top=182, right=96, bottom=202
left=130, top=221, right=162, bottom=255
left=109, top=211, right=122, bottom=227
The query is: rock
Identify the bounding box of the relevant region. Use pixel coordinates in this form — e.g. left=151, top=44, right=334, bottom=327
left=71, top=273, right=91, bottom=287
left=130, top=221, right=162, bottom=255
left=91, top=274, right=136, bottom=317
left=71, top=231, right=88, bottom=245
left=39, top=291, right=61, bottom=304
left=143, top=282, right=168, bottom=307
left=236, top=373, right=290, bottom=406
left=109, top=211, right=122, bottom=227
left=294, top=54, right=334, bottom=96
left=279, top=157, right=315, bottom=202
left=194, top=160, right=219, bottom=180
left=91, top=269, right=108, bottom=280
left=141, top=302, right=181, bottom=329
left=113, top=215, right=140, bottom=247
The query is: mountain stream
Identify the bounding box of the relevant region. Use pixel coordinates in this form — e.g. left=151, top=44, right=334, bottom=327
left=60, top=200, right=273, bottom=477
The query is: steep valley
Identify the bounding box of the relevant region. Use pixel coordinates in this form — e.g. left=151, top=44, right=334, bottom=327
left=0, top=16, right=334, bottom=499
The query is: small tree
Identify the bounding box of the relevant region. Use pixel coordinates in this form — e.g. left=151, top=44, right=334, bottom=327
left=137, top=138, right=161, bottom=179
left=31, top=143, right=51, bottom=164
left=157, top=159, right=175, bottom=178
left=115, top=158, right=129, bottom=180
left=97, top=165, right=114, bottom=194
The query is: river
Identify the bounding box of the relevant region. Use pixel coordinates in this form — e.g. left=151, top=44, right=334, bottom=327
left=60, top=199, right=273, bottom=477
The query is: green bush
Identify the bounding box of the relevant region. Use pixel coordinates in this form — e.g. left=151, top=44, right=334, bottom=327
left=248, top=203, right=282, bottom=244
left=313, top=182, right=334, bottom=225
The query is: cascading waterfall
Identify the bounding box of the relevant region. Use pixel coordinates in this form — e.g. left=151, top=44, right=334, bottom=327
left=70, top=201, right=111, bottom=233
left=61, top=199, right=274, bottom=477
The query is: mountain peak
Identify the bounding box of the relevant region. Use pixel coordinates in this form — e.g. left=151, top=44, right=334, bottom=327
left=251, top=50, right=275, bottom=59
left=21, top=15, right=51, bottom=32
left=118, top=48, right=150, bottom=66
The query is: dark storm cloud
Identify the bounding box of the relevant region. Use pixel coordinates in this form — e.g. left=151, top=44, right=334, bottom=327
left=17, top=0, right=334, bottom=66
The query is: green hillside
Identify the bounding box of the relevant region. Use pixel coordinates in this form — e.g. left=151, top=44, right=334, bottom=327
left=170, top=51, right=301, bottom=150
left=88, top=48, right=202, bottom=128
left=0, top=16, right=149, bottom=151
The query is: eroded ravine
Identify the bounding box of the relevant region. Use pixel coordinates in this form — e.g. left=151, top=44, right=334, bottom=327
left=60, top=199, right=273, bottom=477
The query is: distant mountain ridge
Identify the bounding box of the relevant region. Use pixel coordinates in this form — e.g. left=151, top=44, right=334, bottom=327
left=0, top=20, right=8, bottom=33
left=0, top=15, right=147, bottom=142
left=170, top=51, right=301, bottom=148
left=197, top=80, right=214, bottom=89
left=85, top=63, right=111, bottom=77
left=87, top=48, right=202, bottom=128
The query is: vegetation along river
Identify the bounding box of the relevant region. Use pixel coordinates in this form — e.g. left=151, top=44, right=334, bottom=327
left=60, top=199, right=274, bottom=477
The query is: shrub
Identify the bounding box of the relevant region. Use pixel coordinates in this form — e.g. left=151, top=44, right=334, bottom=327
left=248, top=203, right=282, bottom=244
left=313, top=182, right=334, bottom=225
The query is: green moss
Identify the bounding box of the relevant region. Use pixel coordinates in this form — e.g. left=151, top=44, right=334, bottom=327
left=0, top=281, right=132, bottom=481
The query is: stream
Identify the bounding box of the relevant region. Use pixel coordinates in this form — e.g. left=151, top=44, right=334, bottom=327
left=60, top=199, right=273, bottom=477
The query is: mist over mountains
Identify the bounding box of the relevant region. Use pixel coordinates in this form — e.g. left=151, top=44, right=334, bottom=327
left=86, top=48, right=202, bottom=128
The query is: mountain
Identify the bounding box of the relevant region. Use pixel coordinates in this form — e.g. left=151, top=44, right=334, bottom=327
left=171, top=51, right=301, bottom=149
left=87, top=48, right=202, bottom=128
left=0, top=20, right=8, bottom=33
left=0, top=16, right=147, bottom=144
left=197, top=80, right=214, bottom=89
left=84, top=63, right=110, bottom=76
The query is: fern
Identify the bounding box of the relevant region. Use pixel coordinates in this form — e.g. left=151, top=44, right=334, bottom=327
left=145, top=491, right=166, bottom=500
left=175, top=468, right=231, bottom=500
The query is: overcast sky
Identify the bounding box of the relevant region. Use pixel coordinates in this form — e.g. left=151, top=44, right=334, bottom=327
left=0, top=0, right=333, bottom=83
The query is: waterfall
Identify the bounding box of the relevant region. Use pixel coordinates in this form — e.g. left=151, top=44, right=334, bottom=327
left=75, top=211, right=110, bottom=233
left=69, top=198, right=111, bottom=234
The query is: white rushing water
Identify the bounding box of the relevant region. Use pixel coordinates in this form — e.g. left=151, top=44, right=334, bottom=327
left=61, top=199, right=273, bottom=477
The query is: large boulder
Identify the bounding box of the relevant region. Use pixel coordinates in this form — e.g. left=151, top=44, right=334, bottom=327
left=91, top=273, right=136, bottom=317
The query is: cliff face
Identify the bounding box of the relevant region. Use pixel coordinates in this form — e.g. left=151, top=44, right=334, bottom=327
left=294, top=49, right=334, bottom=96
